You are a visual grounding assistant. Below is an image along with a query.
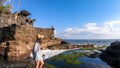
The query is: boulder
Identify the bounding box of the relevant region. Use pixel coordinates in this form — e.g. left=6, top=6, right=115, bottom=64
left=100, top=41, right=120, bottom=68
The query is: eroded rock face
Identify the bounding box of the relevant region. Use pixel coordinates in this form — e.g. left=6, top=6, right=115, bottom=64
left=0, top=24, right=36, bottom=61
left=100, top=41, right=120, bottom=68
left=0, top=12, right=62, bottom=61
left=0, top=24, right=62, bottom=61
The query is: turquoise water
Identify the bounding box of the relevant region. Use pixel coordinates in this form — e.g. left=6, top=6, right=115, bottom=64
left=47, top=57, right=111, bottom=68
left=46, top=49, right=111, bottom=68
left=78, top=56, right=111, bottom=68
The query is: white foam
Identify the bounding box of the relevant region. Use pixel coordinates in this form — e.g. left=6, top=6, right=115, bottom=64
left=30, top=49, right=66, bottom=60
left=42, top=49, right=66, bottom=59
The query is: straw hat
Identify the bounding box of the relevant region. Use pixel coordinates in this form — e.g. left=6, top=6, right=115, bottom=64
left=37, top=34, right=44, bottom=39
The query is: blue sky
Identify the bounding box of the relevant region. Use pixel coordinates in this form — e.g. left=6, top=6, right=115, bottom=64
left=11, top=0, right=120, bottom=39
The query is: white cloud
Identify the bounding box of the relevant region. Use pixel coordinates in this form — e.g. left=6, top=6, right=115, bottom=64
left=59, top=20, right=120, bottom=39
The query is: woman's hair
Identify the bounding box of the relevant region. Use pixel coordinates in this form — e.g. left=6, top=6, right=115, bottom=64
left=36, top=35, right=40, bottom=40
left=36, top=34, right=44, bottom=39
left=37, top=39, right=42, bottom=44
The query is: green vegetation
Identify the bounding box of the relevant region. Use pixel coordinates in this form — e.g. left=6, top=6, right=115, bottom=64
left=48, top=45, right=107, bottom=65
left=49, top=52, right=83, bottom=65
left=0, top=5, right=12, bottom=13
left=65, top=59, right=80, bottom=65
left=45, top=63, right=57, bottom=68
left=0, top=6, right=6, bottom=12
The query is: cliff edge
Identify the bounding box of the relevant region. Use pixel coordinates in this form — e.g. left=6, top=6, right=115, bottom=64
left=0, top=10, right=62, bottom=61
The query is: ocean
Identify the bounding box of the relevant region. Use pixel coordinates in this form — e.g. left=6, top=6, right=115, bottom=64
left=63, top=39, right=120, bottom=46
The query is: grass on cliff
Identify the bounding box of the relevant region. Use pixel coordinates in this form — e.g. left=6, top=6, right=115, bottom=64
left=49, top=52, right=83, bottom=65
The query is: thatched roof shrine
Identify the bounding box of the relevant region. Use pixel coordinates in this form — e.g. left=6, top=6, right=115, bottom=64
left=18, top=10, right=31, bottom=17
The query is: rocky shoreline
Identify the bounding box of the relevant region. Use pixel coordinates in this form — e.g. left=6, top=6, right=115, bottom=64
left=100, top=41, right=120, bottom=68
left=47, top=41, right=103, bottom=50
left=47, top=41, right=120, bottom=68
left=0, top=43, right=100, bottom=68
left=1, top=41, right=120, bottom=68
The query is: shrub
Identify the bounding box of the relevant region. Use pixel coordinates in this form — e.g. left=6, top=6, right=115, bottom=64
left=0, top=5, right=12, bottom=13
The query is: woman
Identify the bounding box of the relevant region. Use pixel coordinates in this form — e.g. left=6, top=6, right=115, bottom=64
left=33, top=34, right=44, bottom=68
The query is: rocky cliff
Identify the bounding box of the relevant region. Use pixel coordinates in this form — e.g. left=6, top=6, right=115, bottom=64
left=35, top=27, right=62, bottom=47
left=0, top=24, right=36, bottom=61
left=0, top=11, right=62, bottom=61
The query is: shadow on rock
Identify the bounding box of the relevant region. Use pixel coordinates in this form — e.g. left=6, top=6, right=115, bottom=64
left=100, top=41, right=120, bottom=68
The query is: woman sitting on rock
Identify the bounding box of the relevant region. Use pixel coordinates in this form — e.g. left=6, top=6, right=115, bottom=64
left=33, top=34, right=44, bottom=68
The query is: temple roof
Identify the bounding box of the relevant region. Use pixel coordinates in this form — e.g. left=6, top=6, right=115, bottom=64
left=18, top=10, right=31, bottom=17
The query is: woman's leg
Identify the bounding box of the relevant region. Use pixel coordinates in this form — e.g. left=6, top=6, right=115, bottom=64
left=36, top=61, right=40, bottom=68
left=39, top=60, right=44, bottom=68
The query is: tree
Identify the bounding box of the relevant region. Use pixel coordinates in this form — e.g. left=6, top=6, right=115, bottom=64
left=0, top=0, right=7, bottom=6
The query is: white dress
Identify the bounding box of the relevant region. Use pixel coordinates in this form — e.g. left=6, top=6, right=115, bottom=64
left=33, top=42, right=43, bottom=61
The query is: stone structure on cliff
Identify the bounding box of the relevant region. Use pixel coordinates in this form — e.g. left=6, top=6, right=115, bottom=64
left=35, top=27, right=62, bottom=47
left=0, top=9, right=62, bottom=61
left=100, top=41, right=120, bottom=68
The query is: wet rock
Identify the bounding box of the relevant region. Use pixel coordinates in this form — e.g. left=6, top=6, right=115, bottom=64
left=100, top=41, right=120, bottom=68
left=47, top=44, right=95, bottom=50
left=60, top=41, right=69, bottom=44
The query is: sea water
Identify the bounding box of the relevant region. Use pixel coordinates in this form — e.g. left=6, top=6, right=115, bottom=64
left=63, top=39, right=120, bottom=46
left=46, top=49, right=111, bottom=68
